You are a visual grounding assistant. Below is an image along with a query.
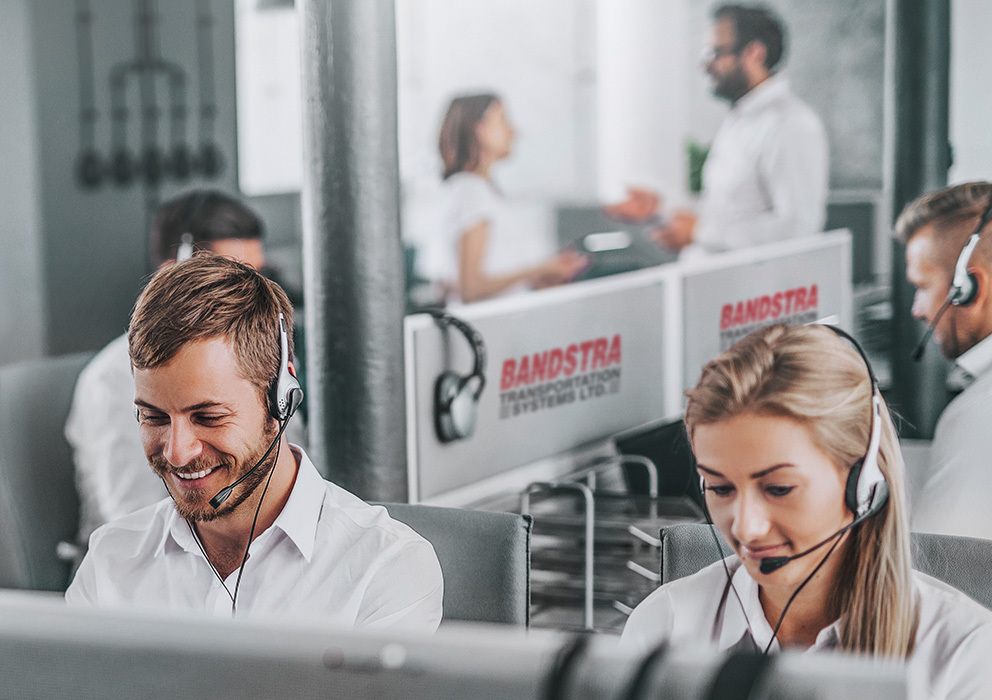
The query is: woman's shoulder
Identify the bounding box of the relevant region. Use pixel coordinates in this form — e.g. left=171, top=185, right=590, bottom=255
left=443, top=171, right=494, bottom=195
left=912, top=571, right=992, bottom=698
left=914, top=570, right=992, bottom=636
left=621, top=558, right=735, bottom=650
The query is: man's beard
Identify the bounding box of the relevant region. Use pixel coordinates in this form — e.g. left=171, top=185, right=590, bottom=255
left=713, top=64, right=750, bottom=103
left=150, top=422, right=281, bottom=522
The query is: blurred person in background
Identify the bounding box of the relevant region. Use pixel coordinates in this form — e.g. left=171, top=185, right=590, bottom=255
left=424, top=93, right=587, bottom=303
left=607, top=4, right=828, bottom=259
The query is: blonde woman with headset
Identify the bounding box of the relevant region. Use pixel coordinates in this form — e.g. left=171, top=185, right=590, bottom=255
left=622, top=324, right=992, bottom=699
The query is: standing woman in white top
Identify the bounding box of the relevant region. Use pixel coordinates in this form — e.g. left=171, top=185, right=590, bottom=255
left=622, top=324, right=992, bottom=699
left=436, top=93, right=587, bottom=303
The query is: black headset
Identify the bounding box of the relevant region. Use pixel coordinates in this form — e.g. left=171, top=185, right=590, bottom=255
left=913, top=195, right=992, bottom=360
left=828, top=325, right=890, bottom=520
left=948, top=196, right=992, bottom=307
left=175, top=190, right=211, bottom=262
left=425, top=309, right=487, bottom=443
left=209, top=311, right=302, bottom=509
left=269, top=312, right=304, bottom=421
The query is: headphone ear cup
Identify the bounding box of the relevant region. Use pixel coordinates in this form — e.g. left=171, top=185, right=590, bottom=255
left=435, top=371, right=477, bottom=442
left=958, top=271, right=980, bottom=306
left=845, top=459, right=864, bottom=515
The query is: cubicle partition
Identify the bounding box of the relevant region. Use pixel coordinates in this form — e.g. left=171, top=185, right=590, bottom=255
left=679, top=232, right=854, bottom=393
left=405, top=231, right=853, bottom=504
left=405, top=268, right=675, bottom=502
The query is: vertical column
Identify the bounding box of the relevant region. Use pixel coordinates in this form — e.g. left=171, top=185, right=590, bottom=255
left=298, top=0, right=407, bottom=500
left=889, top=0, right=952, bottom=438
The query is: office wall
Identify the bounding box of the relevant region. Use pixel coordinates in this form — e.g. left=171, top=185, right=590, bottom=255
left=0, top=0, right=47, bottom=365
left=596, top=0, right=691, bottom=205
left=948, top=0, right=992, bottom=184
left=26, top=0, right=238, bottom=356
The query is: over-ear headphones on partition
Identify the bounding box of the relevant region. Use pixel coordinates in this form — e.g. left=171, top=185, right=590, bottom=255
left=425, top=309, right=487, bottom=443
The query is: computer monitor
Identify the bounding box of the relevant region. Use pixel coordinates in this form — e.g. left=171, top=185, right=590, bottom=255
left=0, top=591, right=909, bottom=700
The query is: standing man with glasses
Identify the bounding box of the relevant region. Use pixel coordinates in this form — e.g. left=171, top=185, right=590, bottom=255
left=609, top=4, right=829, bottom=258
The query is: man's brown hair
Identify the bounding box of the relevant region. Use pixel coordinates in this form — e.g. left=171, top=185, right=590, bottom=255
left=895, top=182, right=992, bottom=244
left=129, top=253, right=294, bottom=407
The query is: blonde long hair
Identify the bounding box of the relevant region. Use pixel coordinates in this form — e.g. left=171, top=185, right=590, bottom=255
left=685, top=324, right=918, bottom=658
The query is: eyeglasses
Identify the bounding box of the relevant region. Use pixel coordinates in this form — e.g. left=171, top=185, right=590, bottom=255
left=701, top=45, right=739, bottom=64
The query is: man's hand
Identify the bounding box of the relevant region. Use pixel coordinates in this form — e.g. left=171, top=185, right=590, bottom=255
left=603, top=187, right=661, bottom=223
left=651, top=209, right=697, bottom=252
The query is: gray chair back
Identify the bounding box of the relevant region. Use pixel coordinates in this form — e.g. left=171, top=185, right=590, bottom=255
left=0, top=352, right=92, bottom=591
left=379, top=502, right=532, bottom=626
left=660, top=523, right=992, bottom=611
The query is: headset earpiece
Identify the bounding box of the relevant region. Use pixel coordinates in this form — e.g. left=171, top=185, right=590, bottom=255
left=426, top=309, right=487, bottom=443
left=268, top=312, right=303, bottom=422
left=949, top=196, right=992, bottom=307
left=820, top=325, right=890, bottom=519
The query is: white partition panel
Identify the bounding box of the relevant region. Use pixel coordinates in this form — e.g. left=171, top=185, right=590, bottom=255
left=680, top=230, right=853, bottom=394
left=405, top=231, right=853, bottom=503
left=405, top=269, right=674, bottom=502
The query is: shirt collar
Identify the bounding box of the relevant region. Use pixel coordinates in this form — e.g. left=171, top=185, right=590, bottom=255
left=717, top=560, right=840, bottom=652
left=270, top=445, right=324, bottom=562
left=732, top=73, right=789, bottom=116
left=155, top=444, right=324, bottom=563
left=955, top=333, right=992, bottom=382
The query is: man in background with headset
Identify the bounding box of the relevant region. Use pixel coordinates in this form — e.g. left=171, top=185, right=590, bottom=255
left=66, top=190, right=298, bottom=549
left=66, top=254, right=443, bottom=628
left=898, top=181, right=992, bottom=539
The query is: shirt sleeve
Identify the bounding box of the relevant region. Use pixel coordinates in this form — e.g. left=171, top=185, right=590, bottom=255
left=695, top=106, right=829, bottom=251
left=63, top=534, right=100, bottom=606
left=933, top=623, right=992, bottom=699
left=911, top=386, right=992, bottom=538
left=449, top=176, right=499, bottom=237
left=354, top=538, right=444, bottom=632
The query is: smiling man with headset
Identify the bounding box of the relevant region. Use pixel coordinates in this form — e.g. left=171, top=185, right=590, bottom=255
left=898, top=181, right=992, bottom=539
left=66, top=254, right=443, bottom=628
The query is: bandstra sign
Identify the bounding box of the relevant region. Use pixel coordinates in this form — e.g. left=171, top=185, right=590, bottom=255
left=498, top=335, right=623, bottom=419
left=719, top=284, right=820, bottom=350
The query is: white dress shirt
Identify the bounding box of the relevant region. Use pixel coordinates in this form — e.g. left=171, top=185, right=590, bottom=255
left=622, top=558, right=992, bottom=699
left=913, top=334, right=992, bottom=539
left=65, top=333, right=168, bottom=545
left=689, top=74, right=829, bottom=255
left=66, top=446, right=444, bottom=631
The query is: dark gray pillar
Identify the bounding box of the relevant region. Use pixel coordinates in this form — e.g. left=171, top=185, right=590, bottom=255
left=298, top=0, right=407, bottom=500
left=888, top=0, right=952, bottom=438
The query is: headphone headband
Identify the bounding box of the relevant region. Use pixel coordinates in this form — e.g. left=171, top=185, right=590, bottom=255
left=426, top=309, right=487, bottom=396
left=426, top=308, right=488, bottom=442
left=819, top=324, right=889, bottom=519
